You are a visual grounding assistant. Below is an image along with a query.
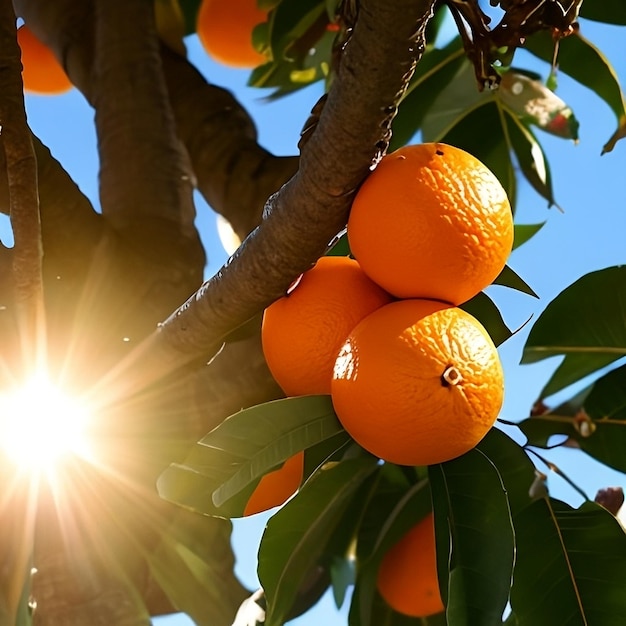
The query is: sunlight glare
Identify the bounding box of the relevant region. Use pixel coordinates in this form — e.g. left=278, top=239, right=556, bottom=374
left=0, top=372, right=92, bottom=472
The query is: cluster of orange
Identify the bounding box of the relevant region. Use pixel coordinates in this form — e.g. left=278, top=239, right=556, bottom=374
left=258, top=142, right=513, bottom=616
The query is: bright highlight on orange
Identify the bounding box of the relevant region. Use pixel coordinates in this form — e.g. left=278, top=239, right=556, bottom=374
left=0, top=373, right=92, bottom=472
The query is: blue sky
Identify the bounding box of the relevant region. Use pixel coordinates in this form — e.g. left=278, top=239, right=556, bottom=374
left=19, top=14, right=626, bottom=626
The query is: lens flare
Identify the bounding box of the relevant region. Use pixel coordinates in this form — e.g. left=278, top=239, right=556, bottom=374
left=0, top=372, right=92, bottom=472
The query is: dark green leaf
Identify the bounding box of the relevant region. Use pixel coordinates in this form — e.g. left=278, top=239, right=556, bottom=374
left=504, top=110, right=557, bottom=207
left=476, top=428, right=537, bottom=517
left=177, top=0, right=202, bottom=35
left=391, top=38, right=466, bottom=150
left=522, top=266, right=626, bottom=366
left=510, top=499, right=626, bottom=626
left=421, top=60, right=491, bottom=143
left=157, top=395, right=347, bottom=517
left=460, top=292, right=513, bottom=347
left=513, top=222, right=546, bottom=250
left=579, top=0, right=626, bottom=25
left=440, top=101, right=517, bottom=210
left=525, top=31, right=626, bottom=150
left=519, top=367, right=626, bottom=474
left=586, top=363, right=626, bottom=420
left=429, top=446, right=515, bottom=625
left=259, top=456, right=379, bottom=626
left=539, top=353, right=621, bottom=399
left=493, top=265, right=538, bottom=298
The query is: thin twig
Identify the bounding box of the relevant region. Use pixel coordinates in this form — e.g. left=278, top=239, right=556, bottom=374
left=525, top=447, right=590, bottom=501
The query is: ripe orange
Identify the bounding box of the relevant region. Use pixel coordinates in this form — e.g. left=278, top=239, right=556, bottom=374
left=17, top=25, right=72, bottom=95
left=196, top=0, right=267, bottom=68
left=261, top=256, right=392, bottom=397
left=347, top=143, right=513, bottom=305
left=243, top=451, right=304, bottom=516
left=376, top=512, right=444, bottom=617
left=331, top=298, right=503, bottom=466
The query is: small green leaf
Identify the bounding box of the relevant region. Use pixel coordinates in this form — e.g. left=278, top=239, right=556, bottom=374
left=510, top=498, right=626, bottom=626
left=579, top=0, right=626, bottom=25
left=504, top=109, right=557, bottom=208
left=429, top=445, right=515, bottom=625
left=525, top=31, right=626, bottom=151
left=460, top=292, right=513, bottom=347
left=499, top=71, right=579, bottom=140
left=493, top=265, right=538, bottom=298
left=259, top=456, right=379, bottom=626
left=330, top=555, right=355, bottom=608
left=513, top=223, right=546, bottom=250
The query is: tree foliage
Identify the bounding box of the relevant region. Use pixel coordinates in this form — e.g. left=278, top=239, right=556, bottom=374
left=0, top=0, right=625, bottom=625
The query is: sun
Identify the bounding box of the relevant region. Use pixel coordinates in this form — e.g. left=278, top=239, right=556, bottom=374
left=0, top=371, right=93, bottom=473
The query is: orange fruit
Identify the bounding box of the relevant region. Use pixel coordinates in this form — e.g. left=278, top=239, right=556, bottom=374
left=376, top=512, right=444, bottom=617
left=196, top=0, right=267, bottom=68
left=262, top=256, right=392, bottom=397
left=17, top=25, right=72, bottom=95
left=347, top=143, right=513, bottom=305
left=243, top=451, right=304, bottom=516
left=331, top=298, right=503, bottom=466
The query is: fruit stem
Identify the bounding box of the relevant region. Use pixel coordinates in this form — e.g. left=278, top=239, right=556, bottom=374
left=441, top=365, right=462, bottom=387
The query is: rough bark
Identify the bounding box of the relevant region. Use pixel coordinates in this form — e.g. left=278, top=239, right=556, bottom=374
left=154, top=0, right=437, bottom=358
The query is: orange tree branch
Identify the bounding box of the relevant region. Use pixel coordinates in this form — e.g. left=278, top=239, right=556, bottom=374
left=152, top=0, right=436, bottom=358
left=13, top=0, right=298, bottom=242
left=0, top=0, right=43, bottom=360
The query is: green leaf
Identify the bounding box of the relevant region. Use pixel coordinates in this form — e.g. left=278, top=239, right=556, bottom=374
left=522, top=266, right=626, bottom=388
left=460, top=292, right=513, bottom=347
left=440, top=101, right=517, bottom=210
left=157, top=395, right=348, bottom=517
left=475, top=428, right=537, bottom=517
left=519, top=366, right=626, bottom=474
left=391, top=37, right=466, bottom=150
left=429, top=446, right=515, bottom=625
left=525, top=31, right=626, bottom=151
left=421, top=59, right=491, bottom=143
left=259, top=456, right=379, bottom=626
left=330, top=555, right=355, bottom=608
left=147, top=514, right=247, bottom=624
left=513, top=223, right=546, bottom=250
left=510, top=498, right=626, bottom=626
left=493, top=265, right=538, bottom=298
left=579, top=0, right=626, bottom=25
left=504, top=109, right=557, bottom=208
left=538, top=353, right=621, bottom=399
left=499, top=71, right=579, bottom=140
